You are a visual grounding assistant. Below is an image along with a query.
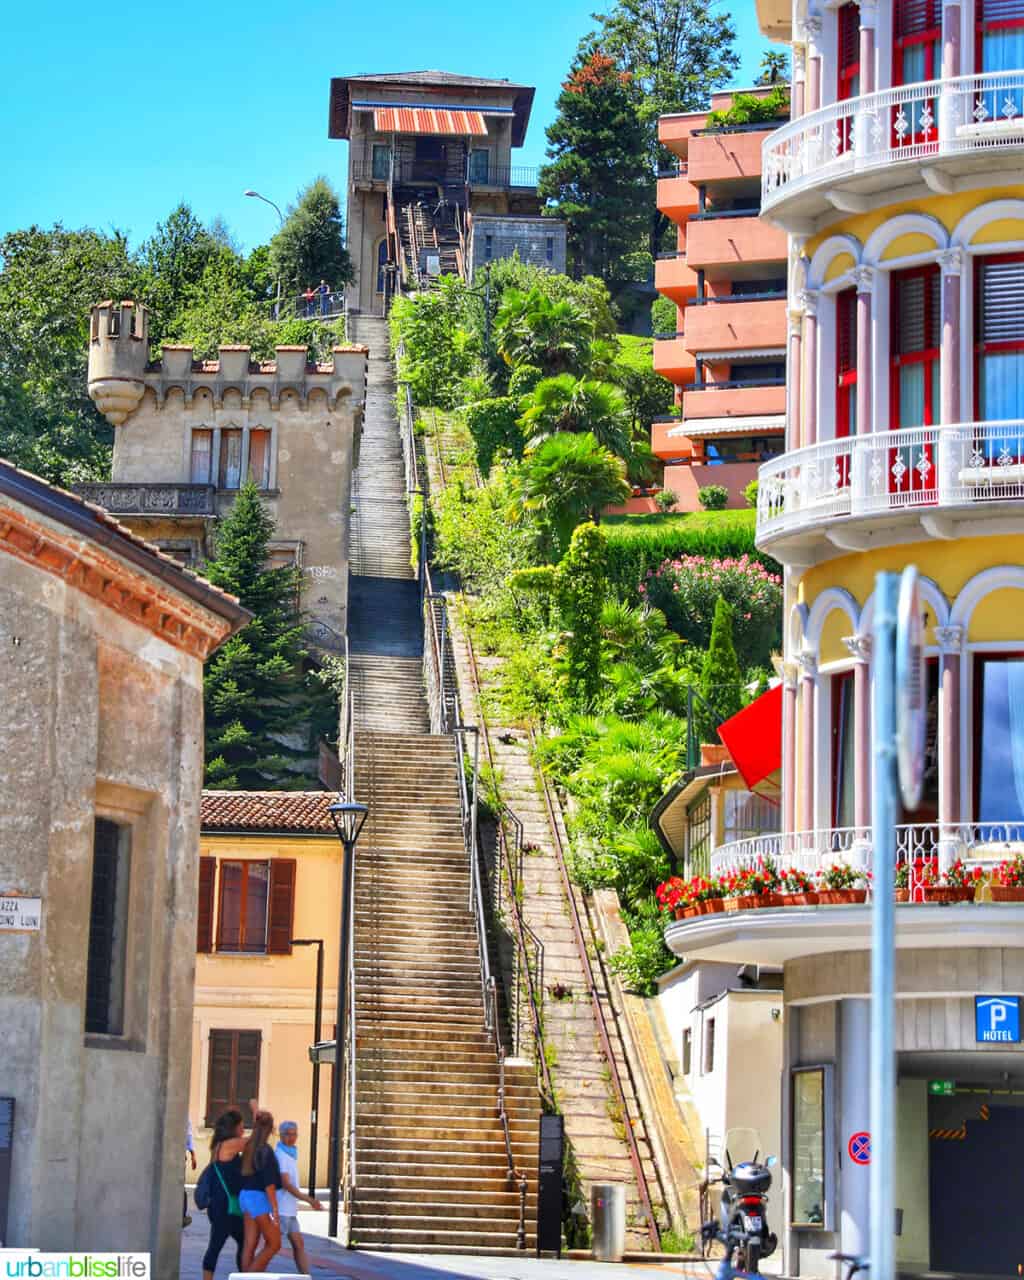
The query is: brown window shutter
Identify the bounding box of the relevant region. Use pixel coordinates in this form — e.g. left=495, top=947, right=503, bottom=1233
left=267, top=859, right=296, bottom=955
left=197, top=857, right=216, bottom=954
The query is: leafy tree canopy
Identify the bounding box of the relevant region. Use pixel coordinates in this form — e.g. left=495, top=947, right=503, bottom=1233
left=269, top=178, right=354, bottom=295
left=514, top=431, right=630, bottom=559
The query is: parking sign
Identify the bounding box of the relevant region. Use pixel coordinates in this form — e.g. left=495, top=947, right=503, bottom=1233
left=975, top=996, right=1021, bottom=1043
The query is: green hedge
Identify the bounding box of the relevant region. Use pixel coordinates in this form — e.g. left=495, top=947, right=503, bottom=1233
left=600, top=510, right=780, bottom=597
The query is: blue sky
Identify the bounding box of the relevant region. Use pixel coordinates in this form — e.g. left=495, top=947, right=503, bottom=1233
left=1, top=0, right=773, bottom=253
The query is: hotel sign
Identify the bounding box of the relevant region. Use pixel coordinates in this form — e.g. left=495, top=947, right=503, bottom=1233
left=976, top=996, right=1021, bottom=1043
left=0, top=896, right=41, bottom=932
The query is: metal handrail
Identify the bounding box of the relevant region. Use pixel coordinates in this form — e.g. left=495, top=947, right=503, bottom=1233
left=337, top=632, right=358, bottom=1221
left=530, top=726, right=663, bottom=1249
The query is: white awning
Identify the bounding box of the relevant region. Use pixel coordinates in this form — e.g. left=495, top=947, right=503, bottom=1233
left=696, top=347, right=786, bottom=362
left=666, top=414, right=786, bottom=439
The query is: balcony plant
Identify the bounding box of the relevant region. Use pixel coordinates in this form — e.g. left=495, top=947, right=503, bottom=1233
left=777, top=866, right=818, bottom=906
left=895, top=861, right=910, bottom=903
left=723, top=859, right=780, bottom=911
left=656, top=876, right=690, bottom=919
left=816, top=863, right=869, bottom=905
left=992, top=854, right=1024, bottom=901
left=920, top=857, right=984, bottom=904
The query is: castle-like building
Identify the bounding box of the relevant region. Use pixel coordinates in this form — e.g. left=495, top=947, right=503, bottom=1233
left=79, top=300, right=367, bottom=650
left=665, top=0, right=1024, bottom=1272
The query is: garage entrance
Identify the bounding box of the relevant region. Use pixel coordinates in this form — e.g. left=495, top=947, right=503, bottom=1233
left=929, top=1099, right=1024, bottom=1274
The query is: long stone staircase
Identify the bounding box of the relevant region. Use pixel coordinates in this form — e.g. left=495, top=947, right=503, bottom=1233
left=345, top=314, right=539, bottom=1253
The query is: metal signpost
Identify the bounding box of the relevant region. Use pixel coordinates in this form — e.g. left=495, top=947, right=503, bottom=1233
left=869, top=564, right=924, bottom=1280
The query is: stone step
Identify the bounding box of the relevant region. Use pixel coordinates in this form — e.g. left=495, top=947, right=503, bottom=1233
left=347, top=1225, right=536, bottom=1251
left=354, top=1189, right=538, bottom=1211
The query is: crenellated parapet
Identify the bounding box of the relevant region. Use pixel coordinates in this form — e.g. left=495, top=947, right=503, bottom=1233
left=87, top=300, right=369, bottom=425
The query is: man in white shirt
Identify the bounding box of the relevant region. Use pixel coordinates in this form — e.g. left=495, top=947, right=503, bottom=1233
left=276, top=1121, right=323, bottom=1274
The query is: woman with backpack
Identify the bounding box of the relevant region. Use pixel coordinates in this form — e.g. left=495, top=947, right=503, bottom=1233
left=198, top=1108, right=246, bottom=1280
left=239, top=1110, right=283, bottom=1272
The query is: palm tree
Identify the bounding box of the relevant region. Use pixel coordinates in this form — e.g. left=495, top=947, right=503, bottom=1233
left=514, top=432, right=630, bottom=559
left=495, top=288, right=593, bottom=375
left=518, top=374, right=633, bottom=459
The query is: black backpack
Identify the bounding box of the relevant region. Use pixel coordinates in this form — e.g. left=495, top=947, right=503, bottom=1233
left=193, top=1162, right=215, bottom=1212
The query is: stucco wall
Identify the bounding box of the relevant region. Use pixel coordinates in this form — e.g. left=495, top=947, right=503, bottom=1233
left=0, top=538, right=207, bottom=1272
left=469, top=217, right=566, bottom=277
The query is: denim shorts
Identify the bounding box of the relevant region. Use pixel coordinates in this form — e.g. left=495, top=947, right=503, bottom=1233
left=238, top=1189, right=273, bottom=1218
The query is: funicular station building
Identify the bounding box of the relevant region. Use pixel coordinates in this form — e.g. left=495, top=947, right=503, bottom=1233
left=664, top=0, right=1024, bottom=1270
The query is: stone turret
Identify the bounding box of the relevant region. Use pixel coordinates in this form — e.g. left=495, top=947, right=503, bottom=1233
left=88, top=300, right=150, bottom=425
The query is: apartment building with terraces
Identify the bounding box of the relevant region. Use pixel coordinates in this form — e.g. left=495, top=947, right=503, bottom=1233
left=662, top=0, right=1024, bottom=1273
left=329, top=71, right=565, bottom=313
left=652, top=88, right=790, bottom=509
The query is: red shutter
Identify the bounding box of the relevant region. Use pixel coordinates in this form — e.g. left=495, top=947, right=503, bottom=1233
left=895, top=0, right=938, bottom=36
left=267, top=859, right=296, bottom=955
left=837, top=289, right=858, bottom=375
left=197, top=856, right=216, bottom=954
left=838, top=4, right=860, bottom=73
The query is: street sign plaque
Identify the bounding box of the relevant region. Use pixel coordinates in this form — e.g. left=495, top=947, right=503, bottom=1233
left=896, top=565, right=926, bottom=811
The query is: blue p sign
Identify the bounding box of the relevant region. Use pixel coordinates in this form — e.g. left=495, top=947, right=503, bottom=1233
left=976, top=996, right=1021, bottom=1043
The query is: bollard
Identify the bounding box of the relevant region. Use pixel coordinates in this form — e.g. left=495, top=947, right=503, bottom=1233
left=591, top=1182, right=626, bottom=1262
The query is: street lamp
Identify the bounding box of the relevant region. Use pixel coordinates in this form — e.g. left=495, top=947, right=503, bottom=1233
left=326, top=798, right=368, bottom=1239
left=291, top=937, right=324, bottom=1198
left=244, top=189, right=284, bottom=316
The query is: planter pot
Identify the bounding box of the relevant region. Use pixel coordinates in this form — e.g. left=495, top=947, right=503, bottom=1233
left=682, top=904, right=702, bottom=918
left=990, top=886, right=1024, bottom=902
left=673, top=906, right=687, bottom=920
left=817, top=889, right=869, bottom=905
left=723, top=895, right=763, bottom=912
left=922, top=886, right=976, bottom=904
left=701, top=898, right=726, bottom=914
left=895, top=889, right=910, bottom=903
left=778, top=891, right=819, bottom=906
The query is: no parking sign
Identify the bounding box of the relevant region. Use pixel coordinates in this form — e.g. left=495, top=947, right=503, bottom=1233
left=848, top=1131, right=871, bottom=1165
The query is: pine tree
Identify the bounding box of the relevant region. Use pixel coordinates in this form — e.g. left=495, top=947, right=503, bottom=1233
left=202, top=481, right=333, bottom=790
left=538, top=51, right=652, bottom=279
left=697, top=596, right=744, bottom=743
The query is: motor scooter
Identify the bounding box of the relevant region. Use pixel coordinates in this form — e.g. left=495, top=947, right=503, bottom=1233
left=701, top=1127, right=779, bottom=1275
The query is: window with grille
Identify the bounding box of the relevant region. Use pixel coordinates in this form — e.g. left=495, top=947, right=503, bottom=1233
left=723, top=791, right=781, bottom=843
left=703, top=1017, right=716, bottom=1074
left=205, top=1030, right=261, bottom=1127
left=190, top=430, right=212, bottom=484
left=218, top=429, right=243, bottom=490
left=891, top=265, right=940, bottom=429
left=685, top=790, right=712, bottom=877
left=85, top=818, right=131, bottom=1037
left=976, top=255, right=1024, bottom=422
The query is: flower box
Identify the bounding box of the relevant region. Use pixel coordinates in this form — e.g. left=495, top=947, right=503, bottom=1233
left=922, top=886, right=976, bottom=904
left=703, top=897, right=726, bottom=914
left=990, top=886, right=1024, bottom=902
left=777, top=891, right=819, bottom=906
left=723, top=894, right=763, bottom=912
left=817, top=889, right=868, bottom=906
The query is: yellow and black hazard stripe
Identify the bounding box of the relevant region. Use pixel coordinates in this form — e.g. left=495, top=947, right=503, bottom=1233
left=929, top=1124, right=967, bottom=1140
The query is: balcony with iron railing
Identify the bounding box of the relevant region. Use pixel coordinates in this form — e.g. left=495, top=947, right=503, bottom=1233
left=756, top=420, right=1024, bottom=553
left=762, top=70, right=1024, bottom=224
left=350, top=157, right=539, bottom=190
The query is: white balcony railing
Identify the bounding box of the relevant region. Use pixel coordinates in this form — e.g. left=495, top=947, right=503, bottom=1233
left=711, top=821, right=1024, bottom=880
left=763, top=70, right=1024, bottom=210
left=756, top=420, right=1024, bottom=540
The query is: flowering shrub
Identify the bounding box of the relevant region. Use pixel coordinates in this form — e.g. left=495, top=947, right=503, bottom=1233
left=819, top=862, right=867, bottom=890
left=995, top=854, right=1024, bottom=887
left=734, top=858, right=780, bottom=897
left=921, top=858, right=984, bottom=888
left=640, top=554, right=783, bottom=667
left=655, top=874, right=725, bottom=912
left=779, top=867, right=814, bottom=893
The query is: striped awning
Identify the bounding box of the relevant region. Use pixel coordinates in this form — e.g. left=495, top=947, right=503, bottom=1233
left=665, top=414, right=786, bottom=438
left=373, top=107, right=487, bottom=135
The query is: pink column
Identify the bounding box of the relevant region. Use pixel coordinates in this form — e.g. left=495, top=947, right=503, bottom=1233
left=940, top=249, right=963, bottom=425
left=789, top=311, right=803, bottom=453
left=801, top=292, right=819, bottom=449
left=935, top=626, right=963, bottom=826
left=783, top=663, right=799, bottom=835
left=807, top=55, right=822, bottom=113
left=799, top=653, right=817, bottom=834
left=859, top=23, right=876, bottom=95
left=854, top=268, right=874, bottom=436
left=942, top=3, right=962, bottom=78
left=843, top=635, right=873, bottom=832
left=793, top=45, right=807, bottom=118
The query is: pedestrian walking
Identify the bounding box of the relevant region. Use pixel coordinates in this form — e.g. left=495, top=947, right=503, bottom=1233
left=315, top=279, right=330, bottom=317
left=184, top=1118, right=197, bottom=1227
left=200, top=1109, right=246, bottom=1280
left=239, top=1110, right=282, bottom=1272
left=275, top=1122, right=323, bottom=1275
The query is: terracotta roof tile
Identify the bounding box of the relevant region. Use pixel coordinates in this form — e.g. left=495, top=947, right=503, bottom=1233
left=201, top=790, right=337, bottom=834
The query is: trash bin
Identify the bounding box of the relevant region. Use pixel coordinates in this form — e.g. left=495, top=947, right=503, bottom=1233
left=591, top=1182, right=626, bottom=1262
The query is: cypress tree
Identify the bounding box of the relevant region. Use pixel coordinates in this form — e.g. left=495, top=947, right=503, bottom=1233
left=202, top=480, right=333, bottom=789
left=696, top=596, right=744, bottom=744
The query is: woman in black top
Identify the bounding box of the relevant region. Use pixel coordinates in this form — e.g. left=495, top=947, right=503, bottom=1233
left=239, top=1110, right=282, bottom=1272
left=201, top=1109, right=246, bottom=1280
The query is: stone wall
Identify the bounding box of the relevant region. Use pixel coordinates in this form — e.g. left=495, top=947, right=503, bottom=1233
left=469, top=215, right=567, bottom=277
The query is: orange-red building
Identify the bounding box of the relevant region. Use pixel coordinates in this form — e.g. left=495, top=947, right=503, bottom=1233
left=653, top=88, right=790, bottom=510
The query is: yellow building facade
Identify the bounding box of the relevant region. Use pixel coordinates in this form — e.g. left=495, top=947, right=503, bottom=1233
left=188, top=792, right=343, bottom=1187
left=664, top=0, right=1024, bottom=1272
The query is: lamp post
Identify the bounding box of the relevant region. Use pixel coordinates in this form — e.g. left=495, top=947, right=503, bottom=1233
left=291, top=937, right=324, bottom=1198
left=244, top=189, right=284, bottom=316
left=326, top=798, right=368, bottom=1240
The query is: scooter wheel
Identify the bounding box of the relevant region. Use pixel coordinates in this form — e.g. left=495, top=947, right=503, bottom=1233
left=743, top=1240, right=761, bottom=1273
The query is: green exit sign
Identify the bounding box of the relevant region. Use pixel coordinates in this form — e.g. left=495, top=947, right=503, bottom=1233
left=929, top=1079, right=956, bottom=1096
